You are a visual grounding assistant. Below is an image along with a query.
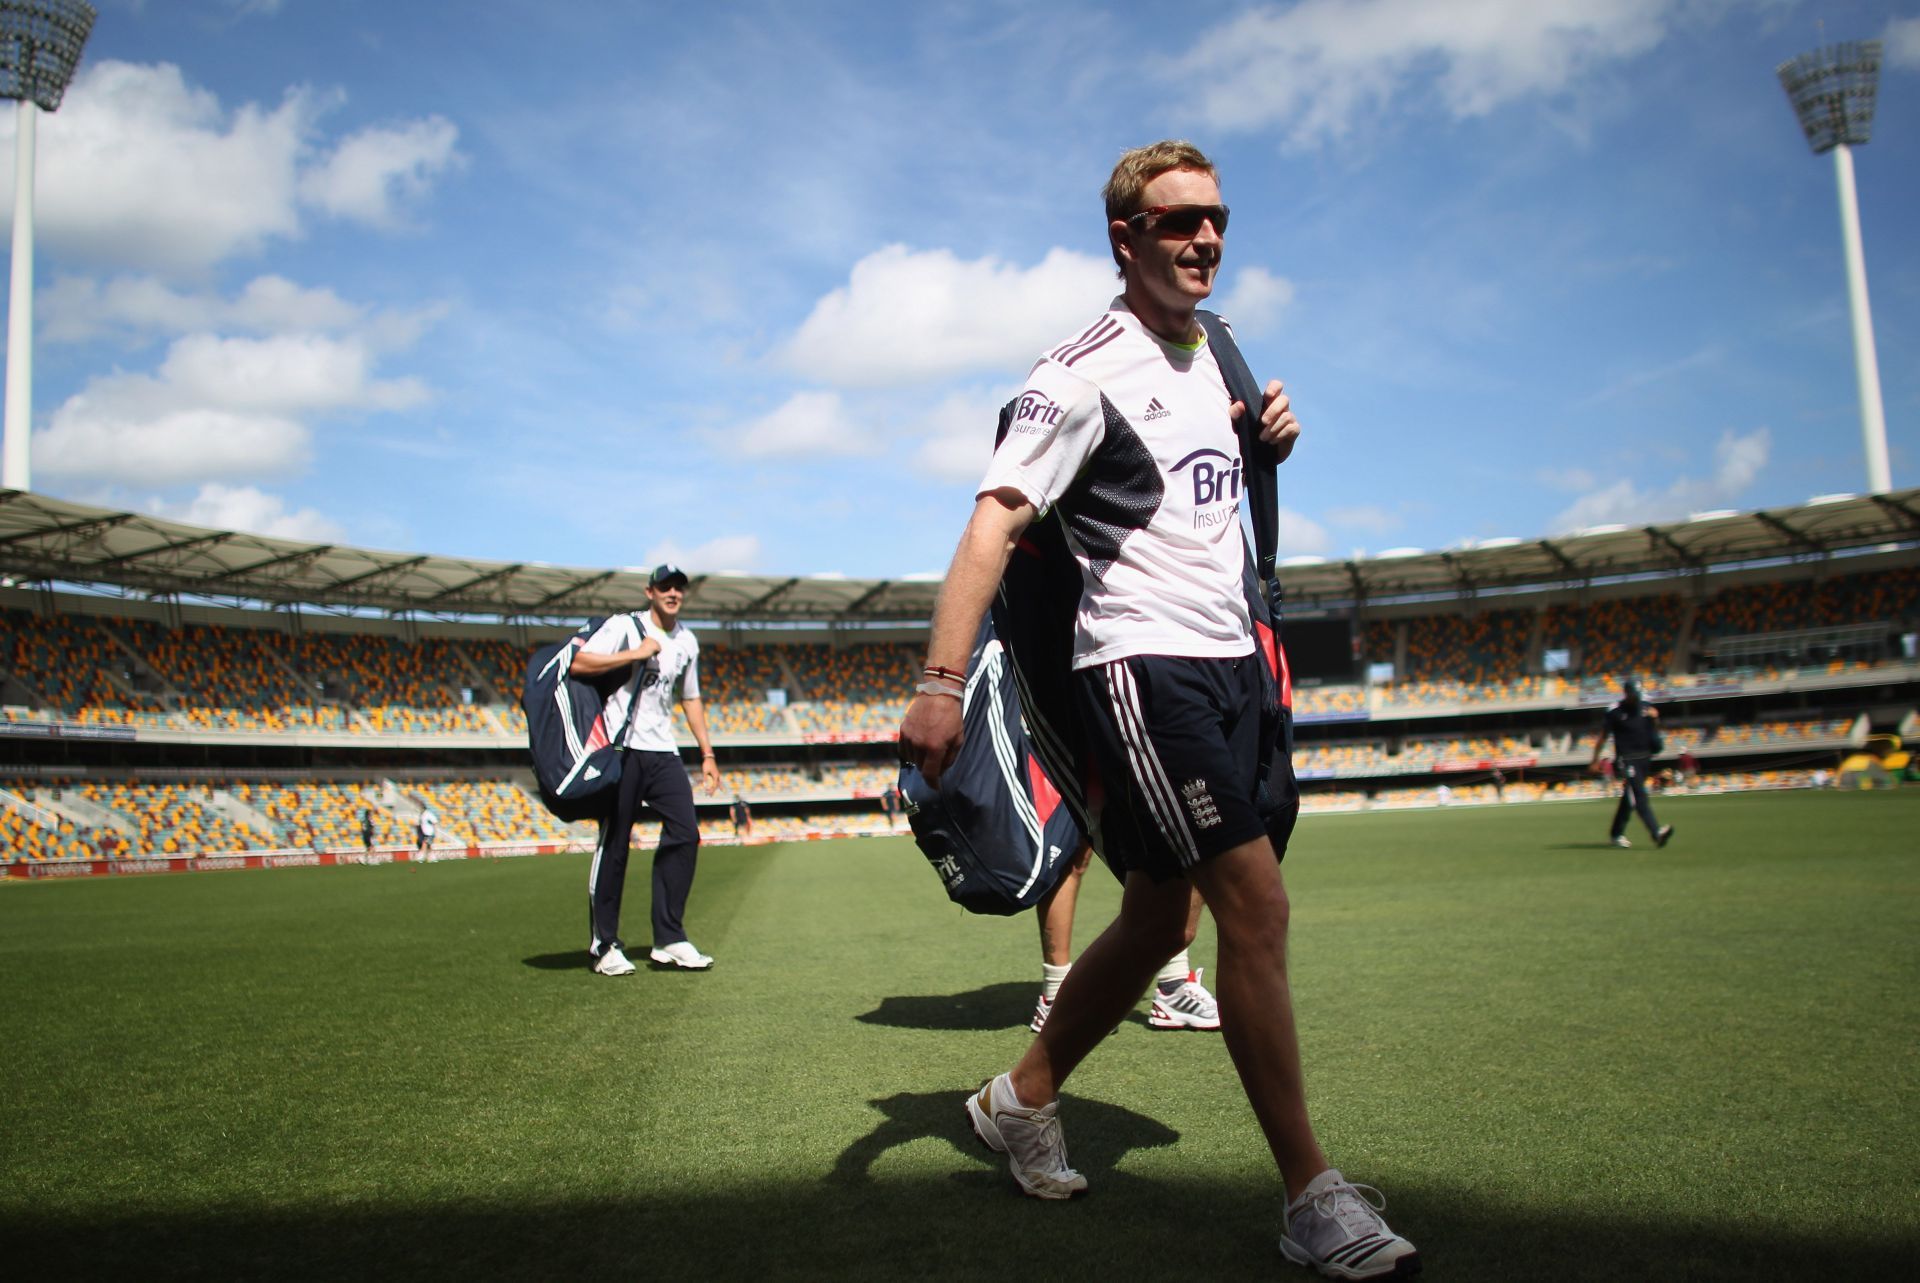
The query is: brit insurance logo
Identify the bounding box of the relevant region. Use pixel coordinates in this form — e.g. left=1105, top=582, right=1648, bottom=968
left=1169, top=446, right=1242, bottom=530
left=1142, top=397, right=1171, bottom=422
left=1009, top=387, right=1065, bottom=434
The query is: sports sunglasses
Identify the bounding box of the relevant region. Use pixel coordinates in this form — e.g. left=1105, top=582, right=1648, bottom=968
left=1126, top=203, right=1229, bottom=236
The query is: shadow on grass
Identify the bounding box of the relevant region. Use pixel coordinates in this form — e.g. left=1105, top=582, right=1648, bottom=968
left=9, top=1170, right=1910, bottom=1282
left=828, top=1089, right=1180, bottom=1189
left=1544, top=843, right=1633, bottom=852
left=521, top=951, right=589, bottom=970
left=856, top=981, right=1035, bottom=1031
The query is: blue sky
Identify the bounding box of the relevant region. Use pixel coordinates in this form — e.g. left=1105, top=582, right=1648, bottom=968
left=5, top=0, right=1918, bottom=581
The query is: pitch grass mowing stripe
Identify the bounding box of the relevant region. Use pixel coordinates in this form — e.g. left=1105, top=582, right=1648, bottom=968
left=2, top=791, right=1915, bottom=1280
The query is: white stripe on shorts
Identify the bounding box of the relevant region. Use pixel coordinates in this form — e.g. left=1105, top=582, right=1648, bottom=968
left=1105, top=661, right=1202, bottom=867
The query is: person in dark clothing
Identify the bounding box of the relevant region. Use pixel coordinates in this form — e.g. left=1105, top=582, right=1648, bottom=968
left=729, top=795, right=752, bottom=838
left=1589, top=680, right=1674, bottom=849
left=879, top=782, right=901, bottom=830
left=361, top=808, right=375, bottom=852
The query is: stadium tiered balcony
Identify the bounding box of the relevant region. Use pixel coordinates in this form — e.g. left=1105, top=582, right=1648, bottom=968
left=1707, top=717, right=1860, bottom=750
left=73, top=781, right=261, bottom=856
left=785, top=643, right=916, bottom=735
left=1293, top=685, right=1366, bottom=718
left=1, top=783, right=120, bottom=861
left=1401, top=610, right=1532, bottom=684
left=403, top=780, right=576, bottom=845
left=1544, top=595, right=1684, bottom=681
left=1695, top=566, right=1920, bottom=641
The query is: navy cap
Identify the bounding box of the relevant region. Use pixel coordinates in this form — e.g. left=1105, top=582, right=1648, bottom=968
left=649, top=563, right=689, bottom=589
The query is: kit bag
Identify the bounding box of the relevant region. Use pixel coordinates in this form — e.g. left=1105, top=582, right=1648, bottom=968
left=899, top=614, right=1087, bottom=915
left=521, top=614, right=643, bottom=823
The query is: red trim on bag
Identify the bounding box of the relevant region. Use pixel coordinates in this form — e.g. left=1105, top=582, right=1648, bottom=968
left=1255, top=620, right=1293, bottom=710
left=1028, top=751, right=1061, bottom=826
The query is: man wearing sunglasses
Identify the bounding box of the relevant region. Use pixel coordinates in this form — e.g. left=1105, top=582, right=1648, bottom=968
left=900, top=141, right=1418, bottom=1278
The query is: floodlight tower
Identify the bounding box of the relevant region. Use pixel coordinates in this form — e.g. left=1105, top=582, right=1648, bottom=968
left=1777, top=40, right=1891, bottom=494
left=0, top=0, right=95, bottom=493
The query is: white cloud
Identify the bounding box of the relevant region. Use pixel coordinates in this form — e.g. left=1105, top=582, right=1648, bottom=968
left=38, top=403, right=309, bottom=487
left=3, top=60, right=460, bottom=274
left=642, top=534, right=763, bottom=577
left=40, top=274, right=365, bottom=345
left=33, top=332, right=430, bottom=486
left=1179, top=0, right=1686, bottom=146
left=779, top=246, right=1115, bottom=388
left=1216, top=267, right=1296, bottom=330
left=1549, top=427, right=1769, bottom=531
left=1278, top=506, right=1332, bottom=557
left=734, top=391, right=878, bottom=458
left=299, top=117, right=463, bottom=228
left=1886, top=17, right=1920, bottom=69
left=1326, top=503, right=1401, bottom=535
left=151, top=483, right=342, bottom=541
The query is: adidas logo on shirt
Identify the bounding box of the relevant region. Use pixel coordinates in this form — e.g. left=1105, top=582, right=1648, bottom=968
left=1142, top=397, right=1171, bottom=422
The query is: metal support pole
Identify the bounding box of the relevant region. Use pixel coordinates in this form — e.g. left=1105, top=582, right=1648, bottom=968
left=4, top=98, right=36, bottom=491
left=1831, top=142, right=1891, bottom=494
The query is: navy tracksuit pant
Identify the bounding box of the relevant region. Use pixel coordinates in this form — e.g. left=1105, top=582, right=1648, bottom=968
left=589, top=750, right=699, bottom=957
left=1610, top=757, right=1663, bottom=840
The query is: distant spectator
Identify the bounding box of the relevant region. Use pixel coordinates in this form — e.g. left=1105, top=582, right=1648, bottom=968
left=361, top=808, right=375, bottom=852
left=880, top=781, right=901, bottom=830
left=1490, top=769, right=1505, bottom=802
left=730, top=795, right=752, bottom=838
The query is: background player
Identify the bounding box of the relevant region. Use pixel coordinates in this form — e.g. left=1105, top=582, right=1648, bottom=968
left=1590, top=679, right=1674, bottom=849
left=1030, top=842, right=1220, bottom=1034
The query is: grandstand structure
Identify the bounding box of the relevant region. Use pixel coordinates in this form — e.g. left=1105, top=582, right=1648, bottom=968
left=3, top=486, right=1918, bottom=876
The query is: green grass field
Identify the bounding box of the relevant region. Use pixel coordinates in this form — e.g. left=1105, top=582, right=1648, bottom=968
left=4, top=790, right=1917, bottom=1280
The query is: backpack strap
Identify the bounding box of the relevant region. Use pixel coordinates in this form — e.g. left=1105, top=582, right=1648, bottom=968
left=1195, top=309, right=1280, bottom=611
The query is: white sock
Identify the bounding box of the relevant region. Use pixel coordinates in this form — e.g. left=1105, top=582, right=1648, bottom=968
left=1156, top=950, right=1191, bottom=992
left=1041, top=961, right=1071, bottom=1000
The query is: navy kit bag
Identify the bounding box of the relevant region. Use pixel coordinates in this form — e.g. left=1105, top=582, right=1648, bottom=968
left=900, top=614, right=1086, bottom=915
left=521, top=614, right=643, bottom=823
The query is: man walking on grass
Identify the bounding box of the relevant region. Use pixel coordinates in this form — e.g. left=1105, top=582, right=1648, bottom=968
left=568, top=564, right=722, bottom=975
left=899, top=141, right=1418, bottom=1278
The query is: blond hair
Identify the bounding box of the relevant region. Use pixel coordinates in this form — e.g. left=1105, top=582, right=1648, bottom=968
left=1102, top=140, right=1219, bottom=272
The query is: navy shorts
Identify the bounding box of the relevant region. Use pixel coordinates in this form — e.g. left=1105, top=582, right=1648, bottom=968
left=1075, top=651, right=1271, bottom=881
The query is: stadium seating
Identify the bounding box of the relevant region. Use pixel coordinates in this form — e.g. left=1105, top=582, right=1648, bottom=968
left=1543, top=595, right=1683, bottom=681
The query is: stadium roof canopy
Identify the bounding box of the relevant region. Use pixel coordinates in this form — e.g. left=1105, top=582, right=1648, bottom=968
left=2, top=486, right=1917, bottom=623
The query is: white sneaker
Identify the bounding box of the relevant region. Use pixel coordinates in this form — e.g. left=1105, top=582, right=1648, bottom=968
left=592, top=945, right=636, bottom=977
left=1280, top=1169, right=1420, bottom=1279
left=1611, top=836, right=1632, bottom=848
left=964, top=1073, right=1087, bottom=1200
left=1149, top=968, right=1222, bottom=1030
left=649, top=940, right=713, bottom=970
left=1029, top=993, right=1052, bottom=1032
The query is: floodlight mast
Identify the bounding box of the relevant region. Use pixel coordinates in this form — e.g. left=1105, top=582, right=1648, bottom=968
left=1777, top=40, right=1890, bottom=495
left=0, top=0, right=95, bottom=493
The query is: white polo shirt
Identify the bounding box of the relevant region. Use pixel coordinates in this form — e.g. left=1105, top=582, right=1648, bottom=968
left=978, top=297, right=1253, bottom=669
left=579, top=611, right=702, bottom=752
